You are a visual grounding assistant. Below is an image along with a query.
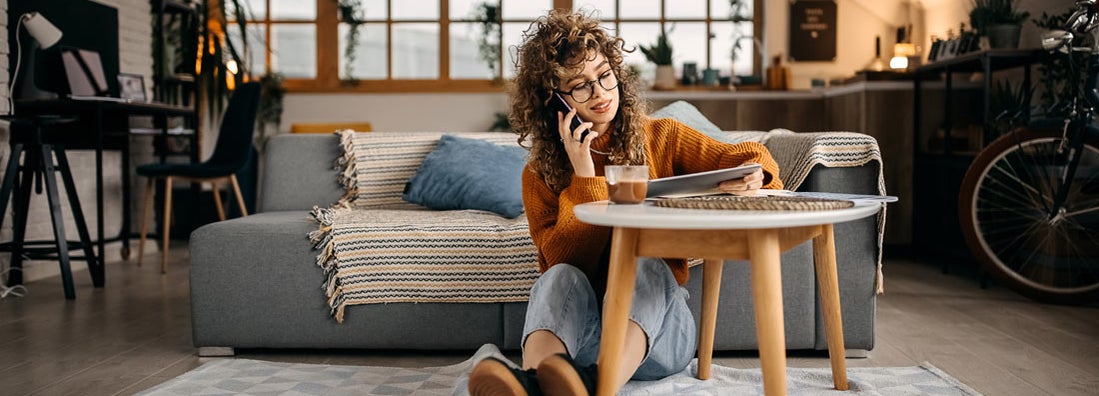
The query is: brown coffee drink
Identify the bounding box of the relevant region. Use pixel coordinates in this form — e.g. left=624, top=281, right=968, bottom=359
left=608, top=181, right=647, bottom=204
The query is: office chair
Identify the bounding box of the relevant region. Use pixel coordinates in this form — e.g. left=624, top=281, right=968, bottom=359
left=136, top=82, right=261, bottom=272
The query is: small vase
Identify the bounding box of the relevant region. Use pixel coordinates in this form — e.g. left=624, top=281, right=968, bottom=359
left=653, top=65, right=676, bottom=90
left=987, top=24, right=1021, bottom=49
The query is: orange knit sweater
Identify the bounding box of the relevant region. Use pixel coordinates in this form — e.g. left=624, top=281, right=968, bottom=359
left=521, top=118, right=783, bottom=292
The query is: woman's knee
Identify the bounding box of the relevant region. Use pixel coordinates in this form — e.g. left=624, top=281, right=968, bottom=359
left=531, top=264, right=588, bottom=297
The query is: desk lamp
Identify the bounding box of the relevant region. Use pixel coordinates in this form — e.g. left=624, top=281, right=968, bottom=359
left=8, top=12, right=63, bottom=114
left=890, top=43, right=916, bottom=70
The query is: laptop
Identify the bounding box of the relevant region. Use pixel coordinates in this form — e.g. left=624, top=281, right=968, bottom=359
left=59, top=47, right=129, bottom=102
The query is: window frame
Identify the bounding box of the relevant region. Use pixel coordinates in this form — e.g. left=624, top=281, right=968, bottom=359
left=235, top=0, right=762, bottom=93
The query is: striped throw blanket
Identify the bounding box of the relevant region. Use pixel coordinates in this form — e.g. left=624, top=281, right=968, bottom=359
left=311, top=132, right=539, bottom=322
left=760, top=129, right=888, bottom=294
left=310, top=129, right=886, bottom=322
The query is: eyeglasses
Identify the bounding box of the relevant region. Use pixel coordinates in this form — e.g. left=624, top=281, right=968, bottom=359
left=555, top=71, right=619, bottom=103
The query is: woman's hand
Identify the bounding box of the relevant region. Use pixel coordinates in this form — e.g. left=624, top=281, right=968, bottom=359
left=717, top=165, right=765, bottom=196
left=557, top=109, right=599, bottom=177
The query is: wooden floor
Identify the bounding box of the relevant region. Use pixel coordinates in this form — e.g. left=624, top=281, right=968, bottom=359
left=1, top=244, right=1097, bottom=395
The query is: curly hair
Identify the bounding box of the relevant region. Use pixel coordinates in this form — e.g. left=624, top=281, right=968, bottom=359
left=508, top=9, right=649, bottom=193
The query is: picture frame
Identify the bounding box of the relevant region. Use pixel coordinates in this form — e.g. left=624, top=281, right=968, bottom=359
left=938, top=39, right=959, bottom=61
left=928, top=39, right=942, bottom=62
left=117, top=73, right=147, bottom=101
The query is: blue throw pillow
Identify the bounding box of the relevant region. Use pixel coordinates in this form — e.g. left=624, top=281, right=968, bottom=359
left=403, top=134, right=527, bottom=218
left=650, top=100, right=729, bottom=141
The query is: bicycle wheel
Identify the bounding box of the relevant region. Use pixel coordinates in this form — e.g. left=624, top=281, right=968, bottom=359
left=959, top=128, right=1099, bottom=303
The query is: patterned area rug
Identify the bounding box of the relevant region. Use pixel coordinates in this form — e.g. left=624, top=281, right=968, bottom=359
left=139, top=344, right=981, bottom=395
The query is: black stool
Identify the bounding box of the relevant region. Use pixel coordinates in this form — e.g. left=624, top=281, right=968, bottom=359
left=1, top=117, right=101, bottom=299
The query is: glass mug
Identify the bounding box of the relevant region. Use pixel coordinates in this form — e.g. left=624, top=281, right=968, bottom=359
left=605, top=165, right=649, bottom=204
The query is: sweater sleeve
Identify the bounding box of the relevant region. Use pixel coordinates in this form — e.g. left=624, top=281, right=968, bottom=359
left=665, top=121, right=784, bottom=189
left=521, top=166, right=612, bottom=280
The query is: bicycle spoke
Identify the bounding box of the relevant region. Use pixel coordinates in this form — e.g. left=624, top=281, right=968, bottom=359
left=992, top=153, right=1047, bottom=205
left=1009, top=141, right=1056, bottom=212
left=1064, top=203, right=1099, bottom=218
left=982, top=168, right=1051, bottom=211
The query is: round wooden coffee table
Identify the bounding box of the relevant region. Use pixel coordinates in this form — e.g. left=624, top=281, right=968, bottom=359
left=574, top=200, right=882, bottom=396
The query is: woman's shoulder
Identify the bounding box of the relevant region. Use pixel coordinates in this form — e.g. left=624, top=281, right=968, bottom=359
left=644, top=116, right=682, bottom=130
left=642, top=116, right=684, bottom=139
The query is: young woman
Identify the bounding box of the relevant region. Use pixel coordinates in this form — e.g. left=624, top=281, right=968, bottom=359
left=469, top=9, right=783, bottom=396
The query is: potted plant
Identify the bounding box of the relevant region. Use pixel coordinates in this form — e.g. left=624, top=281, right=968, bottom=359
left=639, top=29, right=674, bottom=90
left=969, top=0, right=1030, bottom=49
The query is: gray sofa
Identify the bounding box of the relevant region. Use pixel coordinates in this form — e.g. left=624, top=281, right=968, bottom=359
left=189, top=131, right=882, bottom=356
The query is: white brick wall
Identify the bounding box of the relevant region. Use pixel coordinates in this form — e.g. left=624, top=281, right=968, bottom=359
left=1, top=0, right=155, bottom=284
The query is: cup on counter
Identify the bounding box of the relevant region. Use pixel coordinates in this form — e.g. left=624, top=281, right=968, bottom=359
left=605, top=165, right=649, bottom=204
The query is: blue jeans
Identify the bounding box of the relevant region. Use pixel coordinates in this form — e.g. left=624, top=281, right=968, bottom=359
left=522, top=258, right=696, bottom=380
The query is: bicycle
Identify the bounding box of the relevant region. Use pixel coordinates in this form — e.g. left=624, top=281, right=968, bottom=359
left=959, top=0, right=1099, bottom=304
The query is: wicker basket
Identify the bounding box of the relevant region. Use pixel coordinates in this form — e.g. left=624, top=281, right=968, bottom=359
left=652, top=195, right=854, bottom=211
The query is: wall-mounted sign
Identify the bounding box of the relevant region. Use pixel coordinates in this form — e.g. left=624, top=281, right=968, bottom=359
left=789, top=0, right=837, bottom=62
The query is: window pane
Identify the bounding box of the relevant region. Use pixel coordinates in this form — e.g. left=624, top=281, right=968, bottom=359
left=363, top=0, right=387, bottom=20
left=451, top=23, right=495, bottom=79
left=270, top=0, right=315, bottom=20
left=711, top=21, right=757, bottom=76
left=617, top=22, right=662, bottom=68
left=230, top=0, right=266, bottom=21
left=619, top=0, right=659, bottom=19
left=272, top=24, right=316, bottom=78
left=502, top=22, right=526, bottom=79
left=393, top=0, right=438, bottom=20
left=667, top=22, right=706, bottom=69
left=227, top=23, right=267, bottom=75
left=665, top=0, right=706, bottom=19
left=339, top=23, right=388, bottom=80
left=709, top=22, right=732, bottom=77
left=573, top=0, right=615, bottom=19
left=502, top=0, right=551, bottom=20
left=732, top=22, right=755, bottom=76
left=393, top=23, right=439, bottom=78
left=449, top=0, right=481, bottom=20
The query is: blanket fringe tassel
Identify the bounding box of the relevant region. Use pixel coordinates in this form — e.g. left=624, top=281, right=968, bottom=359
left=309, top=205, right=349, bottom=323
left=335, top=130, right=358, bottom=208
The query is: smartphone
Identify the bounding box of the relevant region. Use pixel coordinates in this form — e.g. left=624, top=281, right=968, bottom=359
left=552, top=92, right=590, bottom=142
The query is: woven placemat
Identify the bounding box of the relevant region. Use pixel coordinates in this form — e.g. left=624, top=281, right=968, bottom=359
left=653, top=195, right=854, bottom=211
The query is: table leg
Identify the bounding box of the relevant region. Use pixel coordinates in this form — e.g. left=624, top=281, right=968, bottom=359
left=95, top=107, right=106, bottom=277
left=813, top=223, right=849, bottom=390
left=697, top=257, right=724, bottom=380
left=748, top=229, right=787, bottom=396
left=596, top=226, right=639, bottom=396
left=40, top=145, right=76, bottom=299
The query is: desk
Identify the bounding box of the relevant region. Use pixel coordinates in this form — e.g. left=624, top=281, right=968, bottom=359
left=12, top=98, right=197, bottom=284
left=573, top=201, right=881, bottom=395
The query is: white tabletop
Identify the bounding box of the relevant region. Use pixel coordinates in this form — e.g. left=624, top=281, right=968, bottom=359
left=573, top=200, right=882, bottom=230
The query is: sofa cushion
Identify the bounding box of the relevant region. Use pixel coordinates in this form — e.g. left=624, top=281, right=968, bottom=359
left=336, top=131, right=522, bottom=209
left=650, top=101, right=767, bottom=145
left=402, top=134, right=527, bottom=218
left=651, top=100, right=723, bottom=137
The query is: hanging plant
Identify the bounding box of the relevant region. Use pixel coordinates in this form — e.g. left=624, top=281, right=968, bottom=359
left=473, top=2, right=502, bottom=82
left=335, top=0, right=365, bottom=86
left=728, top=0, right=753, bottom=63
